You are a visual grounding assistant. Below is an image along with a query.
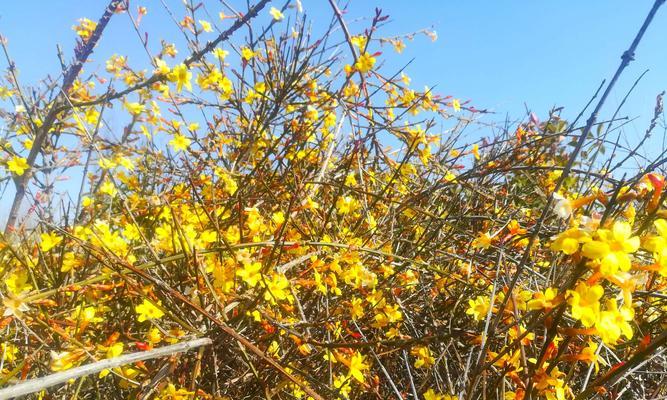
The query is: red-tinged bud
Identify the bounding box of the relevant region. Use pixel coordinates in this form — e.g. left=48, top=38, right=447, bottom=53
left=609, top=361, right=626, bottom=374
left=283, top=243, right=301, bottom=251
left=135, top=341, right=150, bottom=351
left=0, top=317, right=13, bottom=330
left=21, top=360, right=31, bottom=380
left=639, top=334, right=651, bottom=352
left=105, top=331, right=121, bottom=346
left=261, top=321, right=276, bottom=334
left=349, top=330, right=362, bottom=339
left=594, top=386, right=607, bottom=395
left=545, top=341, right=558, bottom=359
left=514, top=388, right=526, bottom=400
left=647, top=173, right=665, bottom=190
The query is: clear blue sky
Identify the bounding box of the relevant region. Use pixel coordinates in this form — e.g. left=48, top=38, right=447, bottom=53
left=0, top=1, right=665, bottom=157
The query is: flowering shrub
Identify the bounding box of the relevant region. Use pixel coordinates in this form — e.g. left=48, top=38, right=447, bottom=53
left=0, top=1, right=666, bottom=399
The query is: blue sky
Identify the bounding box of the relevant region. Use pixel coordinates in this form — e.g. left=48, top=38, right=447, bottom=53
left=0, top=1, right=665, bottom=137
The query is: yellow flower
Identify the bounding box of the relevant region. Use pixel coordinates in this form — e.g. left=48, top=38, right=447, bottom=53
left=333, top=374, right=352, bottom=398
left=424, top=389, right=441, bottom=400
left=70, top=305, right=103, bottom=325
left=198, top=19, right=212, bottom=32
left=452, top=99, right=461, bottom=112
left=263, top=273, right=293, bottom=304
left=392, top=39, right=406, bottom=53
left=596, top=299, right=633, bottom=345
left=349, top=297, right=365, bottom=320
left=157, top=383, right=194, bottom=400
left=373, top=303, right=402, bottom=328
left=350, top=35, right=367, bottom=49
left=98, top=157, right=117, bottom=170
left=154, top=58, right=170, bottom=75
left=643, top=219, right=667, bottom=276
left=1, top=343, right=19, bottom=363
left=147, top=327, right=163, bottom=344
left=135, top=299, right=165, bottom=322
left=73, top=18, right=97, bottom=41
left=241, top=47, right=255, bottom=61
left=272, top=211, right=285, bottom=225
left=471, top=143, right=480, bottom=160
left=578, top=341, right=602, bottom=373
left=98, top=342, right=125, bottom=378
left=550, top=227, right=591, bottom=255
left=7, top=156, right=29, bottom=176
left=347, top=352, right=369, bottom=383
left=107, top=341, right=124, bottom=359
left=169, top=133, right=191, bottom=152
left=60, top=250, right=81, bottom=272
left=423, top=389, right=457, bottom=400
left=168, top=63, right=192, bottom=92
left=212, top=48, right=229, bottom=61
left=527, top=288, right=558, bottom=311
left=466, top=295, right=491, bottom=321
left=411, top=346, right=435, bottom=368
left=354, top=52, right=376, bottom=74
left=5, top=268, right=32, bottom=295
left=472, top=232, right=493, bottom=249
left=336, top=195, right=359, bottom=214
left=237, top=261, right=262, bottom=287
left=644, top=219, right=667, bottom=252
left=40, top=231, right=63, bottom=252
left=509, top=324, right=535, bottom=345
left=50, top=350, right=86, bottom=372
left=215, top=168, right=238, bottom=195
left=269, top=7, right=284, bottom=21
left=124, top=102, right=145, bottom=116
left=581, top=221, right=639, bottom=276
left=2, top=296, right=30, bottom=317
left=117, top=156, right=135, bottom=171
left=100, top=180, right=117, bottom=197
left=0, top=86, right=14, bottom=100
left=567, top=282, right=603, bottom=328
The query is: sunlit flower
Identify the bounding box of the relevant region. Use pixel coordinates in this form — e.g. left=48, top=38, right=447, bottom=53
left=347, top=352, right=369, bottom=383
left=596, top=299, right=633, bottom=345
left=169, top=133, right=191, bottom=152
left=6, top=156, right=29, bottom=176
left=135, top=299, right=165, bottom=322
left=40, top=231, right=63, bottom=252
left=198, top=20, right=212, bottom=32
left=466, top=295, right=491, bottom=321
left=354, top=52, right=376, bottom=74
left=269, top=7, right=284, bottom=21
left=567, top=282, right=603, bottom=328
left=581, top=221, right=639, bottom=276
left=168, top=63, right=192, bottom=92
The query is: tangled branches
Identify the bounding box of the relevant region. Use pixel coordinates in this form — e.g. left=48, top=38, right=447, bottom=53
left=0, top=1, right=666, bottom=399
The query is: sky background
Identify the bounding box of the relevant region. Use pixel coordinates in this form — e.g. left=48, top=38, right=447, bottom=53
left=0, top=1, right=665, bottom=220
left=0, top=1, right=665, bottom=129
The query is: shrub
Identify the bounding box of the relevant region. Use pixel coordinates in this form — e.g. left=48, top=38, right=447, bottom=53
left=0, top=1, right=666, bottom=399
